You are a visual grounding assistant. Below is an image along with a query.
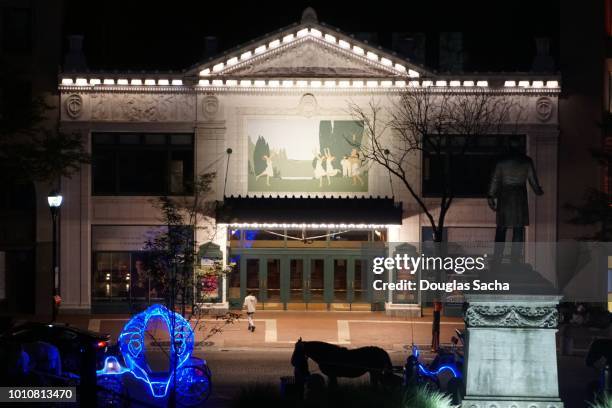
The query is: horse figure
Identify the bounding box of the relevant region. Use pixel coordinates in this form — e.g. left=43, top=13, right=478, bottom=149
left=586, top=338, right=612, bottom=394
left=291, top=338, right=393, bottom=388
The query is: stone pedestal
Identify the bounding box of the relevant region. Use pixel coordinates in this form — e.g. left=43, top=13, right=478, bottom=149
left=462, top=294, right=564, bottom=408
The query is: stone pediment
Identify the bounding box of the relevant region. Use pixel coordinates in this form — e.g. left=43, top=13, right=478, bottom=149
left=221, top=38, right=398, bottom=78
left=189, top=17, right=430, bottom=79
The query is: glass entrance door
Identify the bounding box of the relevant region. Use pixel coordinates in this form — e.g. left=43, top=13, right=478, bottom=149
left=333, top=259, right=348, bottom=302
left=289, top=259, right=305, bottom=302
left=245, top=258, right=263, bottom=300
left=307, top=258, right=325, bottom=302
left=266, top=258, right=281, bottom=302
left=351, top=259, right=368, bottom=303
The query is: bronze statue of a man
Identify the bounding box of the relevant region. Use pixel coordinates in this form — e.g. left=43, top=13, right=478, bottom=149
left=488, top=139, right=543, bottom=262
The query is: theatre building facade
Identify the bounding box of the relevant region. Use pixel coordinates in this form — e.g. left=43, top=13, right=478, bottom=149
left=57, top=11, right=560, bottom=314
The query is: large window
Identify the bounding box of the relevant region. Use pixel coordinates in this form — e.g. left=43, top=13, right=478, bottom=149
left=92, top=251, right=165, bottom=302
left=92, top=133, right=194, bottom=195
left=422, top=135, right=525, bottom=197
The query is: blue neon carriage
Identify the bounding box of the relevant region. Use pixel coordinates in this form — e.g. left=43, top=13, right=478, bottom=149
left=97, top=304, right=211, bottom=407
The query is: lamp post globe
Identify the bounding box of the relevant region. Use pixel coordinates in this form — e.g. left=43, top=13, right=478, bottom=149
left=47, top=190, right=62, bottom=322
left=47, top=192, right=63, bottom=209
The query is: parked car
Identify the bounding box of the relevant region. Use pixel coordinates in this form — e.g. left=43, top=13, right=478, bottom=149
left=0, top=322, right=111, bottom=374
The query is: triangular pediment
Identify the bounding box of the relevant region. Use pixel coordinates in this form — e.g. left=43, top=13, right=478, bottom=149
left=188, top=23, right=431, bottom=79
left=217, top=38, right=398, bottom=78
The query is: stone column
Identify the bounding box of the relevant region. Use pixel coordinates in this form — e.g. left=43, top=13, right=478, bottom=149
left=462, top=294, right=564, bottom=408
left=59, top=127, right=91, bottom=313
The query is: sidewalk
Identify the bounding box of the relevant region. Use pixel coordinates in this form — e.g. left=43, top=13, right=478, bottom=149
left=56, top=310, right=465, bottom=352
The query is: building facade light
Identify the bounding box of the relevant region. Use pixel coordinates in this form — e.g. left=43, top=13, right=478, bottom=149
left=223, top=222, right=397, bottom=230
left=324, top=34, right=336, bottom=43
left=366, top=51, right=379, bottom=61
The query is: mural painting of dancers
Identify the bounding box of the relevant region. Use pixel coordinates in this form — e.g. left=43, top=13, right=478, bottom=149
left=247, top=118, right=367, bottom=192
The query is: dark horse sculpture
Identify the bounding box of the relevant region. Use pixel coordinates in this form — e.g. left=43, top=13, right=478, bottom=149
left=586, top=338, right=612, bottom=393
left=291, top=338, right=393, bottom=388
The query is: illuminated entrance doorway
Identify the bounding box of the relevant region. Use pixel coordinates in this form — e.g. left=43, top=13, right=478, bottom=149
left=227, top=228, right=386, bottom=310
left=218, top=196, right=403, bottom=310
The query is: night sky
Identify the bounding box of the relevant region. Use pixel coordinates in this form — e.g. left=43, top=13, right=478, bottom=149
left=63, top=0, right=560, bottom=73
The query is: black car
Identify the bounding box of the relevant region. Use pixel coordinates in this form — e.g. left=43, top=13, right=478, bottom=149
left=0, top=321, right=111, bottom=374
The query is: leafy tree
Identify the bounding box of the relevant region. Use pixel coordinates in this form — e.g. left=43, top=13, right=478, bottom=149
left=0, top=93, right=89, bottom=185
left=564, top=149, right=612, bottom=241
left=145, top=173, right=219, bottom=316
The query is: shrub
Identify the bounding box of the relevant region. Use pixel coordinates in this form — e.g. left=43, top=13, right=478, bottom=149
left=402, top=385, right=457, bottom=408
left=589, top=393, right=612, bottom=408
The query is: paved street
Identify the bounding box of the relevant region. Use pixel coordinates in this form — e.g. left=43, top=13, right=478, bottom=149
left=73, top=310, right=465, bottom=352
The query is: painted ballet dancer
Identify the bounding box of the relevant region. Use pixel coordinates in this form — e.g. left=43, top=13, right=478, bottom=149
left=255, top=154, right=274, bottom=186
left=324, top=148, right=339, bottom=185
left=313, top=151, right=326, bottom=187
left=350, top=149, right=364, bottom=186
left=340, top=155, right=350, bottom=177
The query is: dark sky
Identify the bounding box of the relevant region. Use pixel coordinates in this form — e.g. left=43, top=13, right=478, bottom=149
left=63, top=0, right=560, bottom=73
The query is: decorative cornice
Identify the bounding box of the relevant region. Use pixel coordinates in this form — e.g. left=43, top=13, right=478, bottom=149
left=465, top=304, right=559, bottom=329
left=59, top=85, right=194, bottom=94
left=59, top=82, right=561, bottom=96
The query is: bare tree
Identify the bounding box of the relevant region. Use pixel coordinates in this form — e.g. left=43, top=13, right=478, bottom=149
left=349, top=87, right=522, bottom=242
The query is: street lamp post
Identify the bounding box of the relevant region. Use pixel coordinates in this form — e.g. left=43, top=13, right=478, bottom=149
left=47, top=191, right=63, bottom=322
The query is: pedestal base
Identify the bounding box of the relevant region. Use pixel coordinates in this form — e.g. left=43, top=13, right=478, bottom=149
left=461, top=396, right=564, bottom=408
left=463, top=294, right=564, bottom=408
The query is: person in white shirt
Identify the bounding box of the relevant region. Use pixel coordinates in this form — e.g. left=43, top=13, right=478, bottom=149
left=243, top=292, right=258, bottom=332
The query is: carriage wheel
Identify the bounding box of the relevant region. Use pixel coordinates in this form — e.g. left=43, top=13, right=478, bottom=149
left=175, top=365, right=212, bottom=407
